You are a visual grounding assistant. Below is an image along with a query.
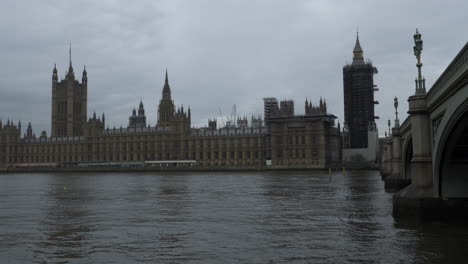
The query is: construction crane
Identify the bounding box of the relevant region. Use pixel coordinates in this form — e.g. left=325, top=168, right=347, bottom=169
left=218, top=107, right=225, bottom=127
left=219, top=104, right=237, bottom=128
left=229, top=104, right=236, bottom=127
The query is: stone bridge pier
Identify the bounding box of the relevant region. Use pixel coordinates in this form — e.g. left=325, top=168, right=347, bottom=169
left=380, top=137, right=392, bottom=179
left=393, top=91, right=436, bottom=216
left=384, top=105, right=410, bottom=190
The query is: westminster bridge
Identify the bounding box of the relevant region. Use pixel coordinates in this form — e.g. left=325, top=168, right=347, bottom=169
left=381, top=30, right=468, bottom=218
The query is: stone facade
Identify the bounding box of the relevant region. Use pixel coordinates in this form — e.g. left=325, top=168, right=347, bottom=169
left=269, top=115, right=341, bottom=168
left=51, top=49, right=88, bottom=137
left=0, top=61, right=342, bottom=170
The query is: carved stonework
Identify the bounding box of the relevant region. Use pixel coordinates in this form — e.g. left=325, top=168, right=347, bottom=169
left=432, top=114, right=444, bottom=146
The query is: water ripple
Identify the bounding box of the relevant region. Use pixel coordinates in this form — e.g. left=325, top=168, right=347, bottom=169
left=0, top=171, right=467, bottom=263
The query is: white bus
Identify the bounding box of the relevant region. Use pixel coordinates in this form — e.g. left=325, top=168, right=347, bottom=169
left=144, top=160, right=196, bottom=167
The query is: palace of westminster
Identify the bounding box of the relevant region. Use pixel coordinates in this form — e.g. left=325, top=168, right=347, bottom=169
left=0, top=45, right=361, bottom=169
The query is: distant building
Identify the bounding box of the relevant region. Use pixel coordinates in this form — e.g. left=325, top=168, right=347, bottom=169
left=237, top=117, right=248, bottom=128
left=279, top=100, right=294, bottom=117
left=128, top=101, right=147, bottom=129
left=51, top=48, right=87, bottom=137
left=208, top=119, right=217, bottom=130
left=263, top=97, right=279, bottom=128
left=251, top=116, right=262, bottom=128
left=268, top=98, right=341, bottom=167
left=343, top=33, right=378, bottom=148
left=157, top=70, right=176, bottom=128
left=0, top=53, right=342, bottom=169
left=305, top=98, right=327, bottom=116
left=342, top=34, right=379, bottom=163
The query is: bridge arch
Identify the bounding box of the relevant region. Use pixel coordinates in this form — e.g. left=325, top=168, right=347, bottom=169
left=435, top=98, right=468, bottom=198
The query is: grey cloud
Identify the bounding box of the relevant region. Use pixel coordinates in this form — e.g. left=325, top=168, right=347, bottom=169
left=0, top=0, right=466, bottom=135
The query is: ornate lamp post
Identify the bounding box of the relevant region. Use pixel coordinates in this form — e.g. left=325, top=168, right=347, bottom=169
left=403, top=28, right=433, bottom=196
left=392, top=28, right=434, bottom=218
left=413, top=29, right=426, bottom=94
left=394, top=97, right=400, bottom=127
left=388, top=119, right=391, bottom=136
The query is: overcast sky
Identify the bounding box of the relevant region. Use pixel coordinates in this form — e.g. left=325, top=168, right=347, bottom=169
left=0, top=0, right=466, bottom=136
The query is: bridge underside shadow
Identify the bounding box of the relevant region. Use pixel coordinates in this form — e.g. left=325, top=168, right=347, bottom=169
left=404, top=138, right=412, bottom=182
left=394, top=108, right=468, bottom=220
left=440, top=110, right=468, bottom=198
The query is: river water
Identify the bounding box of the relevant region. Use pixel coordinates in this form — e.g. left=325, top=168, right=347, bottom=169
left=0, top=170, right=467, bottom=263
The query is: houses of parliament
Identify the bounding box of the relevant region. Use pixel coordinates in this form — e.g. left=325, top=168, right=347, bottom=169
left=0, top=51, right=342, bottom=170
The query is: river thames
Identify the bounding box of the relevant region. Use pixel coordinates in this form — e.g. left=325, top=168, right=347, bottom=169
left=0, top=170, right=467, bottom=263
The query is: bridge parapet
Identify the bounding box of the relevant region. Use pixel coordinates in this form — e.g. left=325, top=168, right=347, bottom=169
left=427, top=42, right=468, bottom=108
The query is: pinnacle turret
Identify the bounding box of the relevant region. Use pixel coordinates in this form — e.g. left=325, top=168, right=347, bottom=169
left=26, top=122, right=33, bottom=138
left=82, top=65, right=87, bottom=83
left=138, top=100, right=145, bottom=116
left=129, top=101, right=147, bottom=129
left=52, top=63, right=58, bottom=81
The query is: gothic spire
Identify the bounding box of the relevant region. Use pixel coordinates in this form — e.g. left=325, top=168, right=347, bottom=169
left=162, top=69, right=171, bottom=100
left=165, top=69, right=169, bottom=86
left=52, top=63, right=58, bottom=81
left=69, top=44, right=73, bottom=72
left=354, top=32, right=362, bottom=53
left=26, top=122, right=32, bottom=138
left=138, top=100, right=145, bottom=116
left=352, top=32, right=364, bottom=64
left=66, top=44, right=75, bottom=79
left=82, top=65, right=87, bottom=83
